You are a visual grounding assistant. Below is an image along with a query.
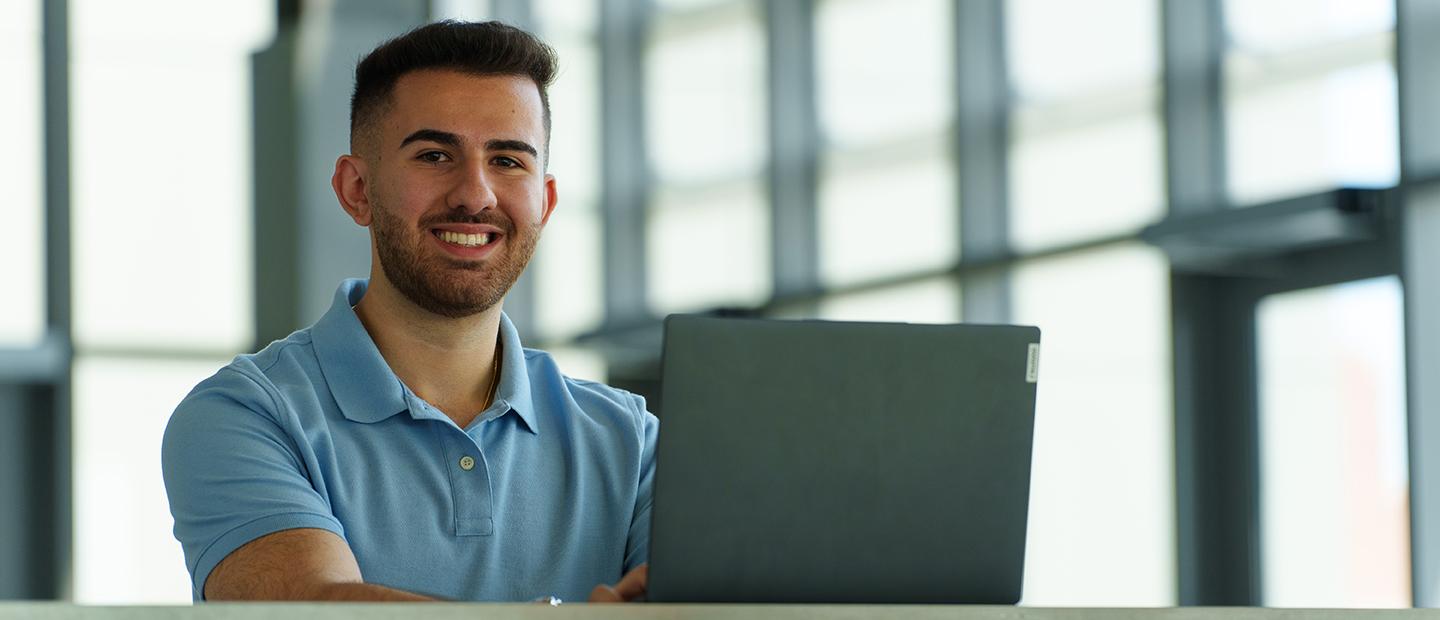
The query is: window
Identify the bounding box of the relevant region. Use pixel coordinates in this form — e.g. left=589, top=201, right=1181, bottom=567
left=1223, top=0, right=1398, bottom=205
left=1257, top=276, right=1410, bottom=607
left=644, top=0, right=771, bottom=314
left=815, top=0, right=955, bottom=287
left=1013, top=244, right=1175, bottom=606
left=534, top=0, right=604, bottom=339
left=69, top=0, right=274, bottom=603
left=1007, top=0, right=1163, bottom=251
left=0, top=0, right=46, bottom=347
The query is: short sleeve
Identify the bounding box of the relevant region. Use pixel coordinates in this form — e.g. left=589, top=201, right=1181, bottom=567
left=161, top=365, right=344, bottom=600
left=623, top=396, right=659, bottom=572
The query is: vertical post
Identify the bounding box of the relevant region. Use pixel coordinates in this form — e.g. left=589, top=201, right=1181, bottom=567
left=1397, top=0, right=1440, bottom=607
left=953, top=0, right=1011, bottom=324
left=40, top=0, right=73, bottom=600
left=765, top=0, right=820, bottom=303
left=598, top=0, right=650, bottom=326
left=1162, top=0, right=1260, bottom=605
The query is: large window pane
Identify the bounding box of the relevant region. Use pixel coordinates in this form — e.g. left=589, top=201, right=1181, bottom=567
left=819, top=145, right=957, bottom=287
left=816, top=0, right=951, bottom=147
left=1223, top=0, right=1397, bottom=204
left=1012, top=244, right=1174, bottom=606
left=1010, top=114, right=1162, bottom=250
left=1006, top=0, right=1161, bottom=250
left=71, top=0, right=271, bottom=352
left=73, top=356, right=230, bottom=603
left=0, top=0, right=46, bottom=347
left=1257, top=276, right=1410, bottom=608
left=817, top=277, right=959, bottom=324
left=645, top=3, right=766, bottom=185
left=647, top=183, right=770, bottom=313
left=534, top=3, right=603, bottom=341
left=1007, top=0, right=1157, bottom=101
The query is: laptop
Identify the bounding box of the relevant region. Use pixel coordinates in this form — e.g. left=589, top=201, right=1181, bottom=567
left=647, top=315, right=1041, bottom=604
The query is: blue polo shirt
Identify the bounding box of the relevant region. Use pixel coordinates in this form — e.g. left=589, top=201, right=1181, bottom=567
left=161, top=279, right=658, bottom=602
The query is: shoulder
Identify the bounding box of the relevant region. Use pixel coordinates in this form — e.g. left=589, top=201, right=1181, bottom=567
left=167, top=328, right=320, bottom=435
left=521, top=348, right=656, bottom=435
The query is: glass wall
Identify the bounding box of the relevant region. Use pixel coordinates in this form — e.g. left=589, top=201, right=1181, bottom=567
left=645, top=0, right=771, bottom=313
left=1258, top=276, right=1410, bottom=607
left=1223, top=0, right=1398, bottom=205
left=0, top=0, right=46, bottom=347
left=68, top=0, right=274, bottom=603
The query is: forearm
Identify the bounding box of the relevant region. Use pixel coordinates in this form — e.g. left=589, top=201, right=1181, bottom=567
left=303, top=582, right=438, bottom=602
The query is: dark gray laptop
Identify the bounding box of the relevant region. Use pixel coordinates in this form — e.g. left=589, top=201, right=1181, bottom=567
left=647, top=315, right=1041, bottom=604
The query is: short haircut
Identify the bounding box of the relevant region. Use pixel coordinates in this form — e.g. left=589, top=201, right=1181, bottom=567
left=350, top=20, right=559, bottom=158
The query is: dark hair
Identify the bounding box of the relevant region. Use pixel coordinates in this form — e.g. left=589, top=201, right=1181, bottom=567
left=350, top=20, right=558, bottom=156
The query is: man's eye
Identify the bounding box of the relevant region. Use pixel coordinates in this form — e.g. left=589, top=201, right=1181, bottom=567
left=493, top=156, right=522, bottom=168
left=418, top=151, right=450, bottom=163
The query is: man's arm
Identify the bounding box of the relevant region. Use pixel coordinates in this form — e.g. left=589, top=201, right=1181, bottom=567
left=206, top=527, right=649, bottom=602
left=205, top=528, right=432, bottom=601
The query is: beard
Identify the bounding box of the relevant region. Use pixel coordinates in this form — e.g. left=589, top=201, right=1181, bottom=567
left=370, top=200, right=540, bottom=319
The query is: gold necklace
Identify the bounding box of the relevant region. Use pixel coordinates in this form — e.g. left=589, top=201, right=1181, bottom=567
left=483, top=345, right=501, bottom=410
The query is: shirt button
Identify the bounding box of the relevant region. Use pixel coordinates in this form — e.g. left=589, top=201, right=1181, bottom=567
left=459, top=456, right=476, bottom=471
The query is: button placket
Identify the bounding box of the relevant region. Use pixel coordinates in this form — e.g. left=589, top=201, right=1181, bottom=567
left=440, top=430, right=494, bottom=536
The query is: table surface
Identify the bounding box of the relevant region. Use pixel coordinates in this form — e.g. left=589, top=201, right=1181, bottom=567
left=3, top=604, right=1439, bottom=620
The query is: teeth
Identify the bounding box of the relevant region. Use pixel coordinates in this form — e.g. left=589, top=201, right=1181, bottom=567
left=439, top=231, right=494, bottom=247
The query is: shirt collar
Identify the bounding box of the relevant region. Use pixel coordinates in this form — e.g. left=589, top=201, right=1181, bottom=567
left=311, top=278, right=538, bottom=434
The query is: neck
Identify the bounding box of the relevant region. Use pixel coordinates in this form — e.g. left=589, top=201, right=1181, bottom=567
left=353, top=272, right=503, bottom=429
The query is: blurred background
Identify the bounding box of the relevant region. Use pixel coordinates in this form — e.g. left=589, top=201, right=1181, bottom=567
left=2, top=0, right=1439, bottom=609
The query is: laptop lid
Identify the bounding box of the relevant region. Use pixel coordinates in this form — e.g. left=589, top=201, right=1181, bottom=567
left=647, top=315, right=1040, bottom=604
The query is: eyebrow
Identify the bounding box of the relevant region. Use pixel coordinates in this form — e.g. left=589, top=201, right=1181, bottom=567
left=399, top=128, right=461, bottom=149
left=485, top=139, right=539, bottom=159
left=398, top=130, right=539, bottom=160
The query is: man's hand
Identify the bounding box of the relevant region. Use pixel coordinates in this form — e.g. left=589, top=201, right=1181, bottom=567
left=588, top=564, right=648, bottom=603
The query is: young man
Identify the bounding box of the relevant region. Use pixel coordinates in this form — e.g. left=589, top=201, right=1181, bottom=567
left=162, top=21, right=655, bottom=603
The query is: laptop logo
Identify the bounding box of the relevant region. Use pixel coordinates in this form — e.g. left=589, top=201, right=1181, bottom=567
left=1026, top=343, right=1041, bottom=383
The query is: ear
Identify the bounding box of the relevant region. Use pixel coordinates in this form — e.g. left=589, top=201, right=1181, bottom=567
left=332, top=155, right=373, bottom=226
left=540, top=173, right=559, bottom=227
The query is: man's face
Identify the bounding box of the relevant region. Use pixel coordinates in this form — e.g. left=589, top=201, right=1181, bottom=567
left=359, top=69, right=556, bottom=318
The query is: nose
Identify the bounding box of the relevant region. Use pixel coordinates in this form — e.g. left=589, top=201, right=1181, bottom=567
left=447, top=162, right=498, bottom=214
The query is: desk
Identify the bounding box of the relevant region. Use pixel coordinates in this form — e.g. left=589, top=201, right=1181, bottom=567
left=2, top=605, right=1438, bottom=620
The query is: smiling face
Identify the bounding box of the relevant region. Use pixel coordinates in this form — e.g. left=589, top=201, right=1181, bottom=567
left=338, top=69, right=558, bottom=319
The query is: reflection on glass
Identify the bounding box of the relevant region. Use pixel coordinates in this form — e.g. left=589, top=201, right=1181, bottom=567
left=1257, top=276, right=1410, bottom=608
left=816, top=0, right=951, bottom=146
left=0, top=0, right=46, bottom=347
left=645, top=4, right=766, bottom=184
left=647, top=183, right=771, bottom=313
left=1007, top=0, right=1157, bottom=101
left=819, top=155, right=957, bottom=287
left=71, top=0, right=272, bottom=351
left=817, top=278, right=959, bottom=324
left=1010, top=115, right=1162, bottom=251
left=1012, top=244, right=1174, bottom=606
left=73, top=356, right=230, bottom=603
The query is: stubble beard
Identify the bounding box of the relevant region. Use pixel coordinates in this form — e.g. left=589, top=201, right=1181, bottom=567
left=370, top=201, right=540, bottom=319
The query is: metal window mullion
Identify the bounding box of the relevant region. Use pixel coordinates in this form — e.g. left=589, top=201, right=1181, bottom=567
left=764, top=0, right=819, bottom=302
left=1162, top=0, right=1228, bottom=215
left=1161, top=0, right=1260, bottom=606
left=1397, top=0, right=1440, bottom=607
left=953, top=0, right=1010, bottom=324
left=598, top=0, right=650, bottom=326
left=40, top=0, right=73, bottom=599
